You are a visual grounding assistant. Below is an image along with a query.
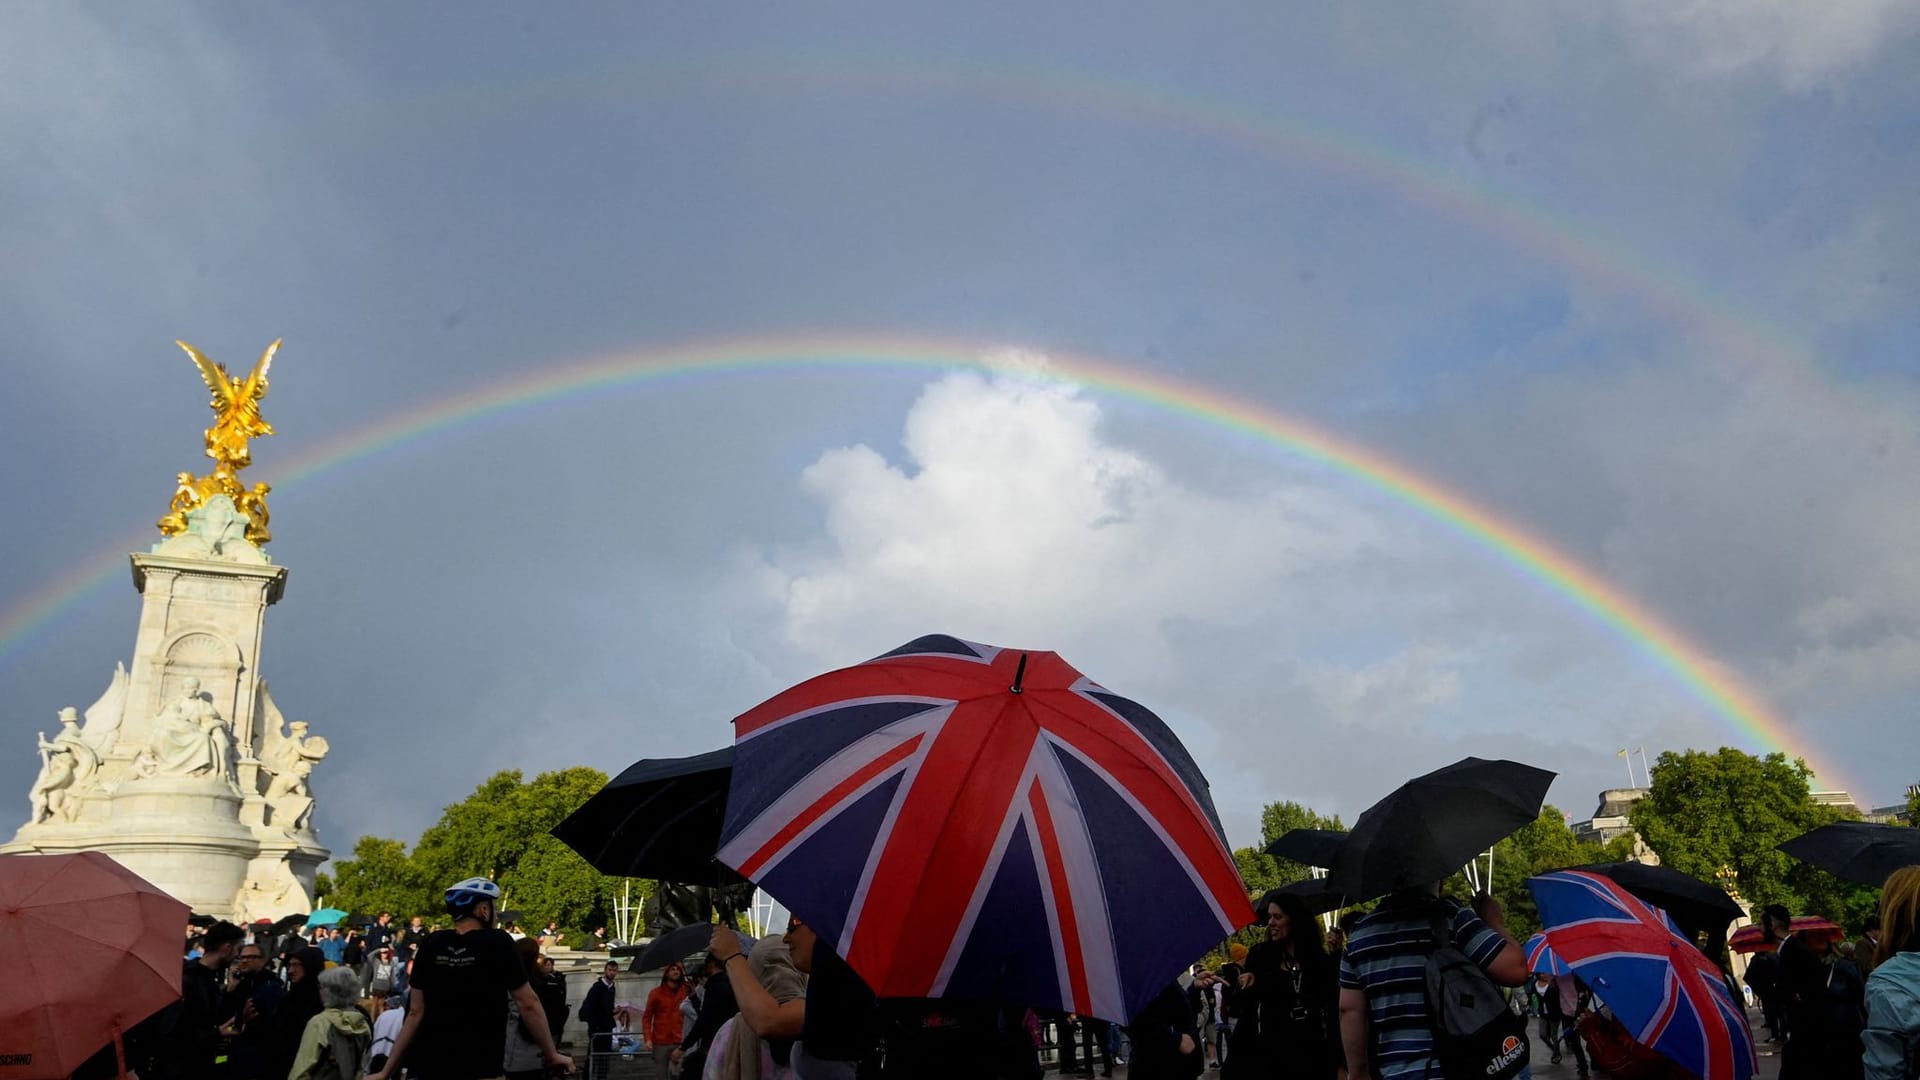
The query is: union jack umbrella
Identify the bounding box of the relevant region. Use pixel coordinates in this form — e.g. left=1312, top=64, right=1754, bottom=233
left=1527, top=870, right=1757, bottom=1080
left=1523, top=931, right=1570, bottom=976
left=716, top=635, right=1246, bottom=1023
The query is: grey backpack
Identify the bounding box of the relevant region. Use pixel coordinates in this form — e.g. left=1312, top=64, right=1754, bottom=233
left=1423, top=911, right=1528, bottom=1079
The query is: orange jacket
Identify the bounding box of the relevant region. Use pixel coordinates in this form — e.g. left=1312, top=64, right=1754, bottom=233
left=642, top=981, right=690, bottom=1047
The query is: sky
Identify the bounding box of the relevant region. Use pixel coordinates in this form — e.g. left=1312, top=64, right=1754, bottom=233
left=3, top=3, right=1918, bottom=864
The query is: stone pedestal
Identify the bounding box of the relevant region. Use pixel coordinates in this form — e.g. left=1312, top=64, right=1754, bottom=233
left=4, top=500, right=330, bottom=921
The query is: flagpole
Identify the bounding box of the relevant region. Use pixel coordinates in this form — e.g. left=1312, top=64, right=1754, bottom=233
left=1637, top=746, right=1652, bottom=787
left=1620, top=748, right=1636, bottom=788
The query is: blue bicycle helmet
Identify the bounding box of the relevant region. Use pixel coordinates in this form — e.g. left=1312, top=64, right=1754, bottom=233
left=445, top=876, right=503, bottom=920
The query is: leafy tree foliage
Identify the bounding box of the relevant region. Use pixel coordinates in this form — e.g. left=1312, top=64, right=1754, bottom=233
left=327, top=767, right=638, bottom=934
left=1630, top=748, right=1860, bottom=919
left=327, top=836, right=433, bottom=917
left=1908, top=786, right=1920, bottom=826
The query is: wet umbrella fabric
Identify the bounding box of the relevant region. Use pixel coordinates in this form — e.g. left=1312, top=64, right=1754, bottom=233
left=1567, top=862, right=1745, bottom=940
left=1528, top=870, right=1755, bottom=1080
left=1263, top=828, right=1346, bottom=869
left=1524, top=932, right=1571, bottom=976
left=1728, top=916, right=1844, bottom=954
left=1251, top=877, right=1348, bottom=922
left=621, top=923, right=754, bottom=974
left=1328, top=756, right=1555, bottom=901
left=551, top=747, right=745, bottom=886
left=716, top=635, right=1247, bottom=1024
left=1778, top=820, right=1920, bottom=887
left=0, top=851, right=191, bottom=1078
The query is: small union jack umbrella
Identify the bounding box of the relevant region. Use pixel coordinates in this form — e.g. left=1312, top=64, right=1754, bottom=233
left=1524, top=931, right=1571, bottom=976
left=716, top=635, right=1247, bottom=1023
left=1528, top=870, right=1757, bottom=1080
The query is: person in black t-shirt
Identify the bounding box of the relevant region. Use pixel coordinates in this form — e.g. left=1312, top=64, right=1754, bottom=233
left=367, top=876, right=572, bottom=1080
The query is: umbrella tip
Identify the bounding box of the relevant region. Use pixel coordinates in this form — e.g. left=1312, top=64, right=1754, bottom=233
left=1011, top=652, right=1029, bottom=694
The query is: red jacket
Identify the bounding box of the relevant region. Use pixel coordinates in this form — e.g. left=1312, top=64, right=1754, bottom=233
left=642, top=981, right=690, bottom=1047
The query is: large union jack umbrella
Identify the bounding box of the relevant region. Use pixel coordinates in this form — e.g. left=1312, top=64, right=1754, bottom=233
left=1527, top=870, right=1756, bottom=1080
left=716, top=635, right=1246, bottom=1023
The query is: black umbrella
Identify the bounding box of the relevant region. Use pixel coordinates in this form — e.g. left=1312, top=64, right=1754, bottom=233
left=1252, top=876, right=1350, bottom=922
left=1779, top=820, right=1920, bottom=887
left=552, top=747, right=743, bottom=886
left=1568, top=861, right=1744, bottom=939
left=621, top=922, right=755, bottom=974
left=1264, top=828, right=1346, bottom=869
left=1328, top=756, right=1556, bottom=901
left=270, top=913, right=308, bottom=935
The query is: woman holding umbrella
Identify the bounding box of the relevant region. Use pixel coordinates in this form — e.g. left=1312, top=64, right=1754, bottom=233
left=1227, top=890, right=1340, bottom=1079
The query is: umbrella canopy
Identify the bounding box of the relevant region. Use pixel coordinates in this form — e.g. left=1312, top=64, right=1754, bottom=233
left=1251, top=877, right=1349, bottom=922
left=1528, top=870, right=1755, bottom=1080
left=269, top=912, right=309, bottom=935
left=1524, top=931, right=1571, bottom=975
left=1567, top=862, right=1745, bottom=940
left=1728, top=916, right=1844, bottom=954
left=622, top=923, right=755, bottom=974
left=1328, top=757, right=1555, bottom=901
left=1264, top=828, right=1346, bottom=869
left=0, top=851, right=190, bottom=1078
left=552, top=747, right=745, bottom=886
left=306, top=907, right=347, bottom=928
left=716, top=635, right=1247, bottom=1024
left=1778, top=821, right=1920, bottom=887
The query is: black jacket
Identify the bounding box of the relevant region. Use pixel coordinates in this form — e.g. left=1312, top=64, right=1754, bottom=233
left=581, top=976, right=618, bottom=1034
left=144, top=959, right=226, bottom=1079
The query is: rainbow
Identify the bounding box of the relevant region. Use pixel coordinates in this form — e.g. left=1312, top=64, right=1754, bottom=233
left=0, top=334, right=1843, bottom=789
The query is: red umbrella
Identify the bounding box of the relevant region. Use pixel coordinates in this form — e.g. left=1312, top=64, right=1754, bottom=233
left=1728, top=915, right=1844, bottom=954
left=0, top=851, right=189, bottom=1078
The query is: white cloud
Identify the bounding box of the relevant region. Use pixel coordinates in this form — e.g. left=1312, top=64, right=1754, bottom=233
left=1608, top=0, right=1912, bottom=87
left=751, top=369, right=1390, bottom=678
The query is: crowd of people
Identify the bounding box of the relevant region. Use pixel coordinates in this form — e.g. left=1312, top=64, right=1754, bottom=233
left=65, top=858, right=1920, bottom=1079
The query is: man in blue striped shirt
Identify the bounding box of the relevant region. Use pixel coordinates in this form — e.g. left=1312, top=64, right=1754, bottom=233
left=1338, top=884, right=1530, bottom=1079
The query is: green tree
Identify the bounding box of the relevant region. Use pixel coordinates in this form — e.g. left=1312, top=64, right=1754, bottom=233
left=1630, top=748, right=1845, bottom=913
left=1907, top=786, right=1919, bottom=826
left=410, top=767, right=618, bottom=931
left=328, top=836, right=433, bottom=918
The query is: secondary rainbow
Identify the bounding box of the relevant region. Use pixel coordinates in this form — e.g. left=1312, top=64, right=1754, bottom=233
left=0, top=334, right=1841, bottom=787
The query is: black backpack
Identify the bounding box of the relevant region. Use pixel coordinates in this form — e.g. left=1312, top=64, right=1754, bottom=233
left=1423, top=910, right=1528, bottom=1079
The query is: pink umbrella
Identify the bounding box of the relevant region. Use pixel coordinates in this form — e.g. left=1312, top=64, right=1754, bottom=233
left=0, top=852, right=188, bottom=1078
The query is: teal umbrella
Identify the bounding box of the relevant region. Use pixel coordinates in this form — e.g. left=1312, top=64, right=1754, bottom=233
left=306, top=907, right=348, bottom=928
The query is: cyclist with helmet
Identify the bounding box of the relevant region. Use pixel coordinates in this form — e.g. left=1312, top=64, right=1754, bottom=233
left=367, top=877, right=573, bottom=1080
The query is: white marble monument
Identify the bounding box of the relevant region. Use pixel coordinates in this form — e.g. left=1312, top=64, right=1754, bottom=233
left=3, top=340, right=331, bottom=921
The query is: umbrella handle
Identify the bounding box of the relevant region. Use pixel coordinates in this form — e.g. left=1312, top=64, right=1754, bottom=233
left=113, top=1025, right=127, bottom=1079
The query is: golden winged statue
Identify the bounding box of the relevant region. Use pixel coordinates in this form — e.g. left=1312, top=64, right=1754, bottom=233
left=157, top=340, right=282, bottom=542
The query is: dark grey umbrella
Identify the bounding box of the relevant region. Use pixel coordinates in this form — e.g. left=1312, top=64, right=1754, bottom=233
left=1778, top=821, right=1920, bottom=887
left=1328, top=756, right=1556, bottom=901
left=1264, top=828, right=1346, bottom=869
left=617, top=922, right=753, bottom=974
left=1567, top=861, right=1744, bottom=939
left=1251, top=876, right=1349, bottom=922
left=552, top=747, right=744, bottom=886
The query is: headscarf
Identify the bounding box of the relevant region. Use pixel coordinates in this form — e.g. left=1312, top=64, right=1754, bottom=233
left=720, top=936, right=807, bottom=1080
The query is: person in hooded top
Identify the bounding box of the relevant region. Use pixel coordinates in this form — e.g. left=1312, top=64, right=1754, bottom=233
left=289, top=966, right=373, bottom=1080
